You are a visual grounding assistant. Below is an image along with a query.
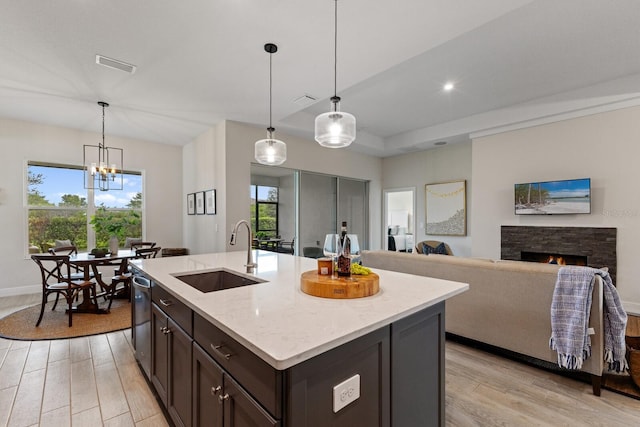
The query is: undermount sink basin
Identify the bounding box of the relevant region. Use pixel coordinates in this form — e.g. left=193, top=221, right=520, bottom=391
left=172, top=269, right=265, bottom=293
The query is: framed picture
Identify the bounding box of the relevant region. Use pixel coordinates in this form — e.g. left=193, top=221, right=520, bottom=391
left=187, top=193, right=196, bottom=215
left=425, top=180, right=466, bottom=236
left=205, top=189, right=216, bottom=215
left=195, top=191, right=205, bottom=215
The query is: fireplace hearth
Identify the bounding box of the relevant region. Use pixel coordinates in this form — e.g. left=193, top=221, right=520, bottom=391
left=521, top=251, right=587, bottom=266
left=501, top=226, right=617, bottom=283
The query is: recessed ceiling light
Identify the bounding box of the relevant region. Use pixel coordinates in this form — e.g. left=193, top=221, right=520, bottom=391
left=443, top=82, right=454, bottom=92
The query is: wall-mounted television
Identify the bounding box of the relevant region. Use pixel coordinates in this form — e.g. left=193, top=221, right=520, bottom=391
left=514, top=178, right=591, bottom=215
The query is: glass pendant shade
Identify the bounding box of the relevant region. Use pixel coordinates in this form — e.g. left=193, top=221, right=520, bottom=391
left=255, top=42, right=286, bottom=166
left=315, top=105, right=356, bottom=148
left=255, top=133, right=286, bottom=166
left=315, top=1, right=356, bottom=148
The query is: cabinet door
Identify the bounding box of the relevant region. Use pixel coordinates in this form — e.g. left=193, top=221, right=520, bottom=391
left=151, top=303, right=169, bottom=405
left=287, top=327, right=390, bottom=427
left=223, top=375, right=280, bottom=427
left=168, top=317, right=193, bottom=427
left=391, top=302, right=445, bottom=427
left=193, top=343, right=224, bottom=427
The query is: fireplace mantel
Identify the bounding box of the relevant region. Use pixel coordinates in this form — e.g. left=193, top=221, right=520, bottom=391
left=501, top=226, right=617, bottom=283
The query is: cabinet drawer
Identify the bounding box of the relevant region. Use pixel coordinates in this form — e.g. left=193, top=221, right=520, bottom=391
left=152, top=285, right=193, bottom=336
left=193, top=313, right=282, bottom=419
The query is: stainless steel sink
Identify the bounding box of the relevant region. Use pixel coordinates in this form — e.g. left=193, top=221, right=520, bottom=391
left=172, top=269, right=264, bottom=293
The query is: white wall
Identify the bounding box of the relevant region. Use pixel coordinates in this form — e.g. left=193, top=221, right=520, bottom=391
left=472, top=105, right=640, bottom=313
left=381, top=142, right=473, bottom=256
left=182, top=123, right=228, bottom=254
left=183, top=121, right=382, bottom=255
left=0, top=117, right=183, bottom=296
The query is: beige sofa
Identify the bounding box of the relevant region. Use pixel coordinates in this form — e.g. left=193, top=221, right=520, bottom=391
left=360, top=250, right=605, bottom=395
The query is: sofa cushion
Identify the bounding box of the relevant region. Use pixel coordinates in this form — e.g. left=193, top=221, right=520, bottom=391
left=54, top=239, right=72, bottom=248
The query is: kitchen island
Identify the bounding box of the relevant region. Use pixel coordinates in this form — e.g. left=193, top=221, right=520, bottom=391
left=130, top=250, right=468, bottom=427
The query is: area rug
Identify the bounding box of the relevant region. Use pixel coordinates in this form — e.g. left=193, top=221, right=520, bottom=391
left=0, top=299, right=131, bottom=341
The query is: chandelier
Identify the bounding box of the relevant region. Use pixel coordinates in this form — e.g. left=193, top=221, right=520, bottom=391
left=83, top=101, right=124, bottom=191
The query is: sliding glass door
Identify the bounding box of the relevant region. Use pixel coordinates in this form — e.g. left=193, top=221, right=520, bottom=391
left=251, top=165, right=368, bottom=257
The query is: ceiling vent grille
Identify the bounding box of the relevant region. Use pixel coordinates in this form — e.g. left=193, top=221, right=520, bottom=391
left=293, top=94, right=317, bottom=107
left=95, top=55, right=136, bottom=74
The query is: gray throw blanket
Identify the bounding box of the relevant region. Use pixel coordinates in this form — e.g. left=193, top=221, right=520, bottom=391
left=549, top=266, right=628, bottom=373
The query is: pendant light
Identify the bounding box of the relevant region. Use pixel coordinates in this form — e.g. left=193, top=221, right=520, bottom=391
left=255, top=43, right=286, bottom=166
left=315, top=0, right=356, bottom=148
left=83, top=101, right=124, bottom=191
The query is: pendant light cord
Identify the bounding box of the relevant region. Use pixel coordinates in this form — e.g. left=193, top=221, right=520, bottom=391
left=269, top=49, right=273, bottom=131
left=101, top=103, right=106, bottom=149
left=333, top=0, right=338, bottom=99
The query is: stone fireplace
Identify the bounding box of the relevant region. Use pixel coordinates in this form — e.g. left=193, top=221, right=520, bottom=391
left=501, top=226, right=617, bottom=283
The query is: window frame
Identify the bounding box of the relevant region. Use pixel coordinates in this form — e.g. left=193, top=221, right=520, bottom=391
left=25, top=160, right=144, bottom=255
left=251, top=185, right=279, bottom=238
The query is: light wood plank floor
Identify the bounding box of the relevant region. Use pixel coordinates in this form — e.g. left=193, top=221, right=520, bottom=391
left=2, top=294, right=640, bottom=426
left=0, top=294, right=168, bottom=427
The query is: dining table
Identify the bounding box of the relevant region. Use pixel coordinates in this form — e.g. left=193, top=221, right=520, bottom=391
left=68, top=249, right=138, bottom=314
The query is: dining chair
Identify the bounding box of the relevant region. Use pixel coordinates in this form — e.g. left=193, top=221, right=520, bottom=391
left=135, top=246, right=162, bottom=259
left=277, top=237, right=295, bottom=254
left=31, top=254, right=97, bottom=327
left=48, top=244, right=98, bottom=280
left=131, top=241, right=157, bottom=251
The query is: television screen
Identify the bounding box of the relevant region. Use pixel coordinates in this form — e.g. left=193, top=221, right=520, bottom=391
left=514, top=178, right=591, bottom=215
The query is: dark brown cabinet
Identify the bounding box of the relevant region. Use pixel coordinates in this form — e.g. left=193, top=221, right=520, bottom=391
left=141, top=282, right=447, bottom=427
left=193, top=343, right=279, bottom=427
left=151, top=301, right=193, bottom=427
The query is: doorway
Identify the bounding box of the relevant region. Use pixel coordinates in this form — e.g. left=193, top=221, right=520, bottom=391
left=383, top=188, right=415, bottom=252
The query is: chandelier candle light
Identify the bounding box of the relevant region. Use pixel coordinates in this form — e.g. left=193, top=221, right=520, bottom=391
left=315, top=0, right=356, bottom=148
left=254, top=43, right=286, bottom=166
left=83, top=101, right=124, bottom=191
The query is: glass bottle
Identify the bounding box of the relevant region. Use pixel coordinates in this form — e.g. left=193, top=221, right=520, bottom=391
left=337, top=221, right=351, bottom=277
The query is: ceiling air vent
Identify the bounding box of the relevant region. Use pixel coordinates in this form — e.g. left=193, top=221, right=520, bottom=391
left=95, top=54, right=137, bottom=74
left=293, top=94, right=317, bottom=107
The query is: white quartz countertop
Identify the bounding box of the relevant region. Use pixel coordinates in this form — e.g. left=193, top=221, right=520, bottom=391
left=131, top=250, right=468, bottom=370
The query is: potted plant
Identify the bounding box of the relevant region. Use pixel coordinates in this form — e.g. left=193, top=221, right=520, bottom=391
left=90, top=207, right=140, bottom=255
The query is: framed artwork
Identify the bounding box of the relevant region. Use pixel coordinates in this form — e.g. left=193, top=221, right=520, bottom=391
left=425, top=180, right=466, bottom=236
left=205, top=189, right=216, bottom=215
left=195, top=191, right=205, bottom=215
left=187, top=193, right=196, bottom=215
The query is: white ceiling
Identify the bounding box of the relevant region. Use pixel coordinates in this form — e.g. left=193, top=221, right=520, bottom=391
left=2, top=0, right=640, bottom=157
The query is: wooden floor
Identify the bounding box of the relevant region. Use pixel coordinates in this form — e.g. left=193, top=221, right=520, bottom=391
left=2, top=294, right=640, bottom=426
left=0, top=294, right=167, bottom=427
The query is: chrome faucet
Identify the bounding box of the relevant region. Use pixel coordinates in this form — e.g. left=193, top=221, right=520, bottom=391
left=230, top=220, right=256, bottom=273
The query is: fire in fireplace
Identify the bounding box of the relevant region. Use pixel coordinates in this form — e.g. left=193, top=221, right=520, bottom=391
left=521, top=251, right=587, bottom=266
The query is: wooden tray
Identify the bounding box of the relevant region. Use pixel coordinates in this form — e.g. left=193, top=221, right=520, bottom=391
left=300, top=270, right=379, bottom=299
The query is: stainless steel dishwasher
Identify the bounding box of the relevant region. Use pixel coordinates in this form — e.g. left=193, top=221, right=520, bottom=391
left=132, top=272, right=152, bottom=379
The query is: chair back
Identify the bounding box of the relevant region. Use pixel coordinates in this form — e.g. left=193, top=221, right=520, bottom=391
left=131, top=241, right=156, bottom=251
left=135, top=247, right=162, bottom=259
left=31, top=254, right=73, bottom=288
left=48, top=245, right=78, bottom=256
left=302, top=247, right=323, bottom=258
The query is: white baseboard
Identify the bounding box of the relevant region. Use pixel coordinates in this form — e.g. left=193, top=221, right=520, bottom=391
left=0, top=285, right=40, bottom=298
left=623, top=300, right=640, bottom=316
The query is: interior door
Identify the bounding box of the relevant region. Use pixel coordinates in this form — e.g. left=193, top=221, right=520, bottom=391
left=383, top=188, right=415, bottom=252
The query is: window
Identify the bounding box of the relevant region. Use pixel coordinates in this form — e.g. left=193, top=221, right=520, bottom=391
left=27, top=162, right=143, bottom=252
left=250, top=185, right=278, bottom=239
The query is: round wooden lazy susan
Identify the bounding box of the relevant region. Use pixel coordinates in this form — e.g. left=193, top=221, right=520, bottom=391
left=300, top=270, right=380, bottom=299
